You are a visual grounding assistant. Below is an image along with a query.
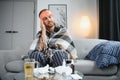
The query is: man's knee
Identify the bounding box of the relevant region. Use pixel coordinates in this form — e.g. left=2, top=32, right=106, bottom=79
left=51, top=50, right=68, bottom=67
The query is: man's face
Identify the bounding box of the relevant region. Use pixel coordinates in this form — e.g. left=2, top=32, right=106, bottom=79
left=40, top=10, right=55, bottom=29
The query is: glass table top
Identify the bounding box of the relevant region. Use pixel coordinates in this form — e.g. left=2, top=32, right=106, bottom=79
left=14, top=71, right=83, bottom=80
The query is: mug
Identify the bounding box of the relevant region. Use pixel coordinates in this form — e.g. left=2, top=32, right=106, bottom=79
left=24, top=58, right=35, bottom=77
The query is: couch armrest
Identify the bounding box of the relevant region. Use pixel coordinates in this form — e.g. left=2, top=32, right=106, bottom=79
left=0, top=50, right=27, bottom=79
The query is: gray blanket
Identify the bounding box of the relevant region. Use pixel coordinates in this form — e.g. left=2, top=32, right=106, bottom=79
left=30, top=26, right=78, bottom=59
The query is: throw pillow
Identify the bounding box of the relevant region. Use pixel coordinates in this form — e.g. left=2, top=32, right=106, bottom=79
left=86, top=41, right=120, bottom=68
left=5, top=60, right=24, bottom=73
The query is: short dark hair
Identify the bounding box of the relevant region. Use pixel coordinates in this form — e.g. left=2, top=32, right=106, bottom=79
left=39, top=9, right=49, bottom=17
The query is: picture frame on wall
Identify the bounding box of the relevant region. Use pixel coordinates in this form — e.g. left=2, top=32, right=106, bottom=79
left=48, top=4, right=67, bottom=28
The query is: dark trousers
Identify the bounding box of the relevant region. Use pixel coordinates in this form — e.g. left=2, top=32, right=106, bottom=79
left=28, top=50, right=68, bottom=67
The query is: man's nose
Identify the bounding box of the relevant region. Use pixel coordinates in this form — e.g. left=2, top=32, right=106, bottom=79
left=47, top=18, right=51, bottom=21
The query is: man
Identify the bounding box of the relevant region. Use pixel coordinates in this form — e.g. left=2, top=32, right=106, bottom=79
left=29, top=9, right=77, bottom=67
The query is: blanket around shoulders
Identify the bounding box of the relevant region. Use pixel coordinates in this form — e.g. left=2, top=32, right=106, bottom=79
left=86, top=41, right=120, bottom=68
left=47, top=27, right=78, bottom=59
left=30, top=26, right=78, bottom=59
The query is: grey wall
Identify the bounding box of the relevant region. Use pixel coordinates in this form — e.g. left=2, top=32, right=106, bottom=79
left=37, top=0, right=98, bottom=39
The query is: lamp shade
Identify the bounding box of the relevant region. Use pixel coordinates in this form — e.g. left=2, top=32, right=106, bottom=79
left=79, top=16, right=91, bottom=38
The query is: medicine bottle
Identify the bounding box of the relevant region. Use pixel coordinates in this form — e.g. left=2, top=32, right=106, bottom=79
left=70, top=59, right=74, bottom=74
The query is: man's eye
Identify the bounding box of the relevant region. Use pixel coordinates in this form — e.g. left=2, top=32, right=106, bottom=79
left=43, top=17, right=47, bottom=20
left=49, top=15, right=52, bottom=18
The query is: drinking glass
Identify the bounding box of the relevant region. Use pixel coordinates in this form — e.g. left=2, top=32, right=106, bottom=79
left=24, top=58, right=35, bottom=78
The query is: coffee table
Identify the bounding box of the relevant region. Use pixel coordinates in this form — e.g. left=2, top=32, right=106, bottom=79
left=14, top=71, right=83, bottom=80
left=34, top=70, right=83, bottom=80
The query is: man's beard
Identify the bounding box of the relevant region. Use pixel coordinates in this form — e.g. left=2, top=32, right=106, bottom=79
left=46, top=21, right=55, bottom=28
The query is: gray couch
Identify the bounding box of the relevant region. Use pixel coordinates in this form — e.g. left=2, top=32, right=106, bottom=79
left=0, top=39, right=120, bottom=80
left=73, top=39, right=120, bottom=80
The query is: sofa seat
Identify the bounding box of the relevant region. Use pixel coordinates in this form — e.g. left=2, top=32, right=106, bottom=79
left=2, top=72, right=24, bottom=80
left=75, top=60, right=118, bottom=76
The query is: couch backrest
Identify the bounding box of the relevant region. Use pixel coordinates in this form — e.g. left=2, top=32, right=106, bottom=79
left=73, top=39, right=107, bottom=59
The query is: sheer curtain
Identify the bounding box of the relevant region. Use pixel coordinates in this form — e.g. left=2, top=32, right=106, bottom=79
left=99, top=0, right=120, bottom=41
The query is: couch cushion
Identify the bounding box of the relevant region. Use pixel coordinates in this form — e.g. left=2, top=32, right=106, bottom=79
left=2, top=72, right=16, bottom=80
left=5, top=60, right=24, bottom=73
left=74, top=60, right=117, bottom=76
left=2, top=72, right=24, bottom=80
left=73, top=39, right=107, bottom=59
left=14, top=73, right=25, bottom=80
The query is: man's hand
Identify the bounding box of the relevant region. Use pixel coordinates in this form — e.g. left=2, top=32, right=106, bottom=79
left=40, top=20, right=46, bottom=31
left=39, top=20, right=46, bottom=51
